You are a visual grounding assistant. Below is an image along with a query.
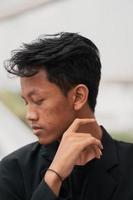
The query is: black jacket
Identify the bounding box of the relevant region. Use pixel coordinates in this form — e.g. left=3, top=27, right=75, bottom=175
left=0, top=127, right=133, bottom=200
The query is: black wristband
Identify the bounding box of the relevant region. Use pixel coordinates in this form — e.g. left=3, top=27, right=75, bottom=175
left=47, top=168, right=63, bottom=182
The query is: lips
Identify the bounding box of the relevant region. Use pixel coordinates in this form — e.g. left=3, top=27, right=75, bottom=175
left=31, top=125, right=42, bottom=135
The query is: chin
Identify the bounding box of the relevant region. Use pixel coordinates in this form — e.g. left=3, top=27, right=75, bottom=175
left=37, top=136, right=57, bottom=145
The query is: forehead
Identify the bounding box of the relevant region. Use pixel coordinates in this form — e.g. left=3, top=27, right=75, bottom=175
left=20, top=69, right=58, bottom=96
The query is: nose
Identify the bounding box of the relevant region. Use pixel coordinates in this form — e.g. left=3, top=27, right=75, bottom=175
left=26, top=106, right=39, bottom=122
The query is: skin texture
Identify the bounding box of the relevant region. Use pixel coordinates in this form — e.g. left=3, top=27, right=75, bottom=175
left=20, top=69, right=76, bottom=144
left=20, top=69, right=103, bottom=196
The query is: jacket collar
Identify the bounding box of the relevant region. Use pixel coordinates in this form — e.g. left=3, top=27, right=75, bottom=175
left=100, top=126, right=119, bottom=170
left=40, top=140, right=59, bottom=162
left=80, top=126, right=120, bottom=200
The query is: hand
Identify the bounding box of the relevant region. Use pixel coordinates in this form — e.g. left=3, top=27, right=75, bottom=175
left=49, top=118, right=103, bottom=180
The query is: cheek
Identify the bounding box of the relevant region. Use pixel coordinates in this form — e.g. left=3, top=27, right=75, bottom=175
left=53, top=99, right=74, bottom=120
left=42, top=98, right=72, bottom=117
left=39, top=100, right=74, bottom=130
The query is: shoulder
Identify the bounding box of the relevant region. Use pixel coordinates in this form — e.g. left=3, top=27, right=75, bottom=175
left=0, top=141, right=41, bottom=167
left=102, top=126, right=133, bottom=164
left=114, top=139, right=133, bottom=169
left=115, top=139, right=133, bottom=156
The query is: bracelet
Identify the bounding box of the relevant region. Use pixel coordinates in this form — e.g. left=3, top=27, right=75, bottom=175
left=47, top=168, right=63, bottom=182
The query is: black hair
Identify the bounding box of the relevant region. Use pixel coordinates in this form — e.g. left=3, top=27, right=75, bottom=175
left=4, top=32, right=101, bottom=112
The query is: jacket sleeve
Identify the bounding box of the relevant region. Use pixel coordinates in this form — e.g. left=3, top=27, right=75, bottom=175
left=31, top=177, right=72, bottom=200
left=0, top=158, right=71, bottom=200
left=0, top=158, right=26, bottom=200
left=31, top=179, right=58, bottom=200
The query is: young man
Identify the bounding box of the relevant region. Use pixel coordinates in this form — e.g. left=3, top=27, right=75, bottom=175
left=0, top=32, right=133, bottom=200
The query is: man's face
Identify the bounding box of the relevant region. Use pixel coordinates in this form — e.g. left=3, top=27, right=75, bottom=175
left=20, top=69, right=75, bottom=144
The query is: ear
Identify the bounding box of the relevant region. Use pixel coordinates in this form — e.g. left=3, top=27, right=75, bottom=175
left=72, top=84, right=89, bottom=111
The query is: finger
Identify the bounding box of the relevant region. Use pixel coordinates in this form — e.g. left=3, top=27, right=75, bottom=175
left=68, top=118, right=96, bottom=133
left=74, top=135, right=103, bottom=151
left=93, top=145, right=103, bottom=159
left=71, top=133, right=103, bottom=149
left=81, top=145, right=102, bottom=161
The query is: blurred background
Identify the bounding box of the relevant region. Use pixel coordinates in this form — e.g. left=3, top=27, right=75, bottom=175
left=0, top=0, right=133, bottom=159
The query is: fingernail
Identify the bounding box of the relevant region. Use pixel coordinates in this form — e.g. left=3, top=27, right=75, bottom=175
left=97, top=155, right=101, bottom=159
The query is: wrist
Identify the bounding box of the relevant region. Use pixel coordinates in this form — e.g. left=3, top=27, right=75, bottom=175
left=47, top=168, right=64, bottom=182
left=44, top=169, right=62, bottom=196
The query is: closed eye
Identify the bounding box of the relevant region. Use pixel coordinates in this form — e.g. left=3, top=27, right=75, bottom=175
left=34, top=99, right=44, bottom=105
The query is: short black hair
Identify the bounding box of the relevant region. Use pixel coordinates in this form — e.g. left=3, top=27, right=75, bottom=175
left=4, top=32, right=101, bottom=112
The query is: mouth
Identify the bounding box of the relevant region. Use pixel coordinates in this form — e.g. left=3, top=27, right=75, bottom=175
left=31, top=125, right=43, bottom=135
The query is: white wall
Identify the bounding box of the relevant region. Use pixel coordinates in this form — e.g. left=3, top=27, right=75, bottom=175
left=0, top=0, right=132, bottom=87
left=0, top=0, right=133, bottom=133
left=0, top=102, right=36, bottom=159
